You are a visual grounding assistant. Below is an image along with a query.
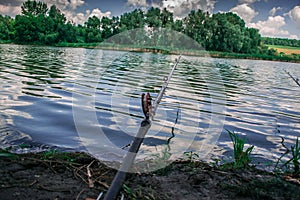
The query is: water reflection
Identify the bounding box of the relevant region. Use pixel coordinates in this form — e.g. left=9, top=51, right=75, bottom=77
left=0, top=44, right=299, bottom=168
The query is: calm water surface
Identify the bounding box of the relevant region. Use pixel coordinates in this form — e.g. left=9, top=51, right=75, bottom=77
left=0, top=44, right=299, bottom=167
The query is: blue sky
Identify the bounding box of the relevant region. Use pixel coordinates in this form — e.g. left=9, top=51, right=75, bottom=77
left=0, top=0, right=299, bottom=39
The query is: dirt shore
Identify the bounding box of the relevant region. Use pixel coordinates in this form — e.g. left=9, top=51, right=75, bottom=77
left=1, top=151, right=300, bottom=200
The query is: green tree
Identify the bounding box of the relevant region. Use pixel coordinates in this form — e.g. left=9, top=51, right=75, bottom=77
left=101, top=16, right=113, bottom=39
left=145, top=7, right=162, bottom=27
left=120, top=9, right=144, bottom=30
left=48, top=4, right=66, bottom=32
left=21, top=0, right=48, bottom=16
left=160, top=8, right=173, bottom=28
left=0, top=15, right=14, bottom=41
left=14, top=0, right=49, bottom=44
left=173, top=19, right=183, bottom=32
left=183, top=10, right=208, bottom=47
left=85, top=16, right=100, bottom=29
left=84, top=16, right=102, bottom=43
left=58, top=22, right=77, bottom=43
left=14, top=15, right=39, bottom=43
left=247, top=28, right=261, bottom=53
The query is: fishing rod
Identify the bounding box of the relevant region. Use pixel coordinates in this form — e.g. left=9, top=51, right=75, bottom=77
left=103, top=56, right=181, bottom=200
left=284, top=69, right=300, bottom=87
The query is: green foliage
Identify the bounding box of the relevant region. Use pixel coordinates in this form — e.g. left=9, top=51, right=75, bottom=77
left=84, top=16, right=102, bottom=43
left=122, top=184, right=157, bottom=200
left=145, top=7, right=162, bottom=27
left=21, top=0, right=48, bottom=16
left=263, top=37, right=300, bottom=48
left=277, top=137, right=300, bottom=175
left=42, top=149, right=75, bottom=162
left=184, top=151, right=200, bottom=163
left=0, top=149, right=18, bottom=159
left=120, top=9, right=145, bottom=30
left=0, top=15, right=14, bottom=41
left=1, top=0, right=299, bottom=57
left=288, top=137, right=300, bottom=174
left=228, top=130, right=254, bottom=169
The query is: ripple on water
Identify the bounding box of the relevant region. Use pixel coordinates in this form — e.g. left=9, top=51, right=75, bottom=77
left=0, top=44, right=300, bottom=168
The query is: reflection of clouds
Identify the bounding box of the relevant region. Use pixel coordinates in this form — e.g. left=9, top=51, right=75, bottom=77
left=0, top=75, right=33, bottom=121
left=3, top=109, right=32, bottom=120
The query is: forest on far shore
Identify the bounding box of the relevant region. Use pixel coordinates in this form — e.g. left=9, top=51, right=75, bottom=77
left=0, top=0, right=299, bottom=56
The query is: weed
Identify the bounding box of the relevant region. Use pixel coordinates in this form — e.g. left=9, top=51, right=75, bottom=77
left=42, top=150, right=75, bottom=162
left=227, top=130, right=254, bottom=169
left=152, top=146, right=172, bottom=175
left=183, top=151, right=199, bottom=163
left=123, top=184, right=136, bottom=199
left=277, top=137, right=300, bottom=175
left=0, top=149, right=18, bottom=159
left=18, top=143, right=32, bottom=149
left=122, top=184, right=159, bottom=200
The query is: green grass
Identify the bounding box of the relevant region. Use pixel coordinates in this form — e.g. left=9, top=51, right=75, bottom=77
left=279, top=137, right=300, bottom=174
left=228, top=130, right=254, bottom=169
left=0, top=149, right=18, bottom=159
left=267, top=45, right=300, bottom=50
left=2, top=41, right=299, bottom=62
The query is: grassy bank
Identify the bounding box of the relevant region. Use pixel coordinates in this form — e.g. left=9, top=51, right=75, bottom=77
left=267, top=45, right=300, bottom=55
left=1, top=131, right=300, bottom=199
left=1, top=149, right=300, bottom=200
left=1, top=41, right=300, bottom=63
left=55, top=42, right=300, bottom=63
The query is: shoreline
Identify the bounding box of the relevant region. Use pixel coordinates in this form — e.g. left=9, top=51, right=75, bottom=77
left=1, top=42, right=300, bottom=63
left=57, top=43, right=300, bottom=63
left=1, top=150, right=300, bottom=199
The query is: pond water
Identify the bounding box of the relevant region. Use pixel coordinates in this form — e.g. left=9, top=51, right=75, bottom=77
left=0, top=44, right=299, bottom=168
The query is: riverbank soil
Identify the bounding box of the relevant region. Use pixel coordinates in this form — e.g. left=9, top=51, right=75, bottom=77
left=1, top=152, right=300, bottom=200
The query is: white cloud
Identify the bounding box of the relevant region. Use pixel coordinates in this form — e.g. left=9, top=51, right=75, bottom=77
left=70, top=12, right=86, bottom=24
left=66, top=8, right=111, bottom=25
left=169, top=0, right=216, bottom=17
left=229, top=3, right=258, bottom=24
left=42, top=0, right=84, bottom=11
left=248, top=16, right=296, bottom=38
left=126, top=0, right=216, bottom=18
left=0, top=4, right=21, bottom=16
left=238, top=0, right=259, bottom=4
left=69, top=0, right=84, bottom=10
left=287, top=6, right=300, bottom=28
left=89, top=8, right=111, bottom=19
left=269, top=7, right=281, bottom=17
left=289, top=35, right=299, bottom=39
left=127, top=0, right=147, bottom=7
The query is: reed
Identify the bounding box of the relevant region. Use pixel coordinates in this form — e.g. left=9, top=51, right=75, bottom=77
left=227, top=130, right=254, bottom=169
left=282, top=137, right=300, bottom=174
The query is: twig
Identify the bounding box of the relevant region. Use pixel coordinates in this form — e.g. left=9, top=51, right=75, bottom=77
left=26, top=157, right=81, bottom=166
left=76, top=189, right=86, bottom=200
left=95, top=180, right=109, bottom=189
left=29, top=180, right=38, bottom=186
left=74, top=165, right=89, bottom=185
left=87, top=160, right=95, bottom=188
left=167, top=108, right=179, bottom=145
left=275, top=136, right=290, bottom=170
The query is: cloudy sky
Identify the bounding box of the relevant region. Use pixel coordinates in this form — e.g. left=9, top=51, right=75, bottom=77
left=0, top=0, right=299, bottom=39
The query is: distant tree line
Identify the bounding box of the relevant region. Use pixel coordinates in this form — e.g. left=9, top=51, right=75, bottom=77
left=0, top=0, right=298, bottom=55
left=262, top=37, right=300, bottom=48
